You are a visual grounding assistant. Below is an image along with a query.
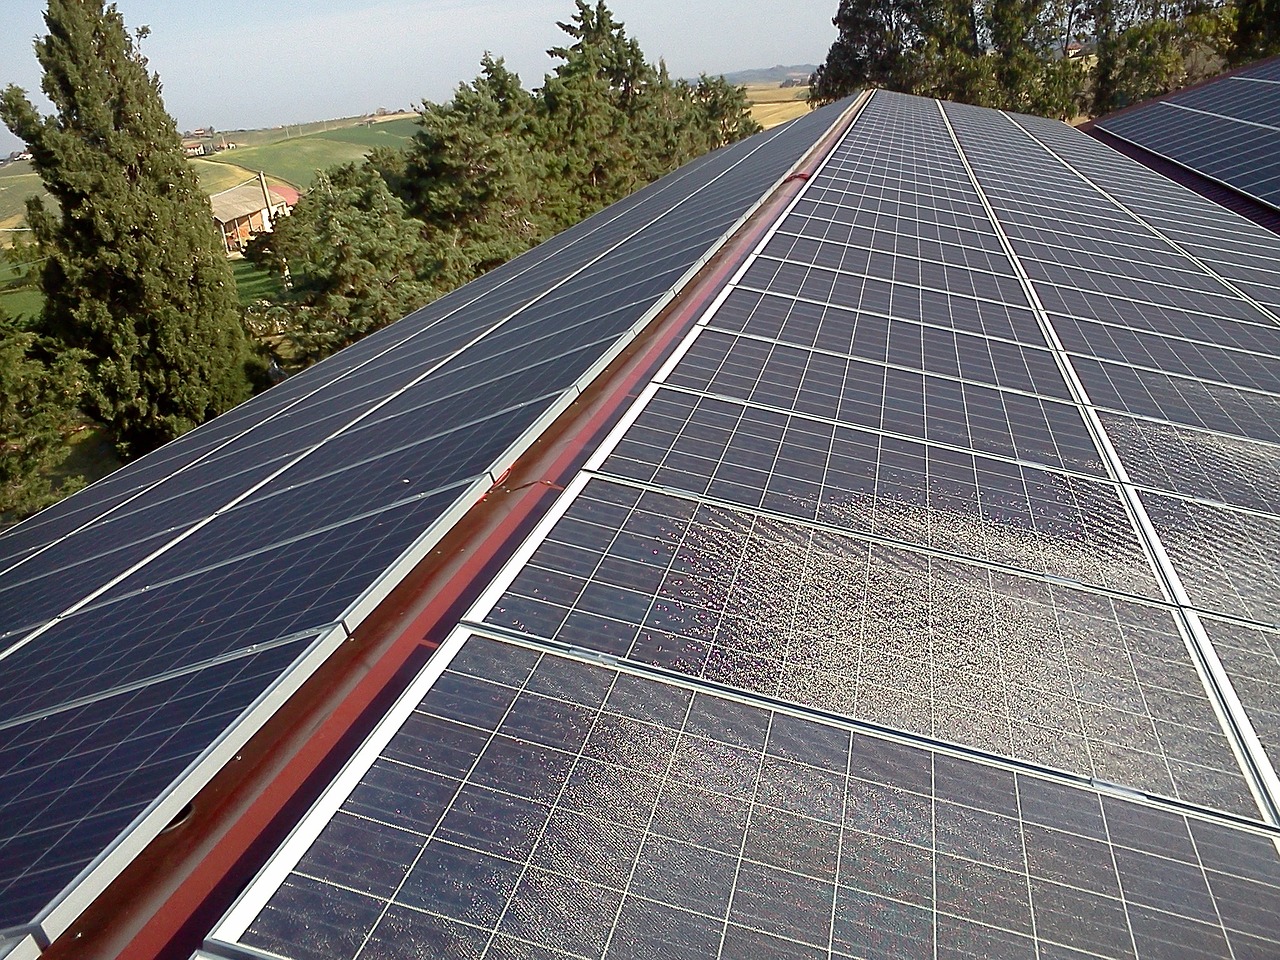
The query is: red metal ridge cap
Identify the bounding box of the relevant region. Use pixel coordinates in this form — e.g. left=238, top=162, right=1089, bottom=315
left=43, top=94, right=866, bottom=960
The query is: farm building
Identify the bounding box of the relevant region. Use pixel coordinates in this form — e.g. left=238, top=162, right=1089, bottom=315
left=209, top=177, right=297, bottom=255
left=3, top=65, right=1280, bottom=960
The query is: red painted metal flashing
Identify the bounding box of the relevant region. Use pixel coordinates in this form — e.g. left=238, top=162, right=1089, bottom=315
left=42, top=98, right=863, bottom=960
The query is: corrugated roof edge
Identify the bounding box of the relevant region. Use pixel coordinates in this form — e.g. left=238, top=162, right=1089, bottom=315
left=17, top=94, right=869, bottom=960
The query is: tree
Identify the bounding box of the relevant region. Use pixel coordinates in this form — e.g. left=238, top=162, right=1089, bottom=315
left=246, top=163, right=436, bottom=366
left=405, top=56, right=553, bottom=285
left=0, top=1, right=252, bottom=459
left=388, top=2, right=760, bottom=293
left=1232, top=0, right=1280, bottom=63
left=0, top=311, right=87, bottom=520
left=811, top=0, right=927, bottom=103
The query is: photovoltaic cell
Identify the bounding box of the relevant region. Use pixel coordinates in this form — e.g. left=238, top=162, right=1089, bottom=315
left=1141, top=491, right=1280, bottom=625
left=1103, top=414, right=1280, bottom=514
left=202, top=88, right=1280, bottom=960
left=600, top=387, right=1158, bottom=598
left=1095, top=63, right=1280, bottom=210
left=0, top=103, right=854, bottom=935
left=211, top=636, right=1280, bottom=960
left=0, top=635, right=311, bottom=929
left=483, top=478, right=1249, bottom=812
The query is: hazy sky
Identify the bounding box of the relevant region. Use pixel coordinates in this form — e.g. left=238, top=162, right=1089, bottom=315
left=1, top=1, right=837, bottom=153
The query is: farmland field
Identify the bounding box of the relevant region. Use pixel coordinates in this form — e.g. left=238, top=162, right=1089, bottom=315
left=188, top=158, right=261, bottom=193
left=745, top=83, right=812, bottom=128
left=203, top=117, right=418, bottom=187
left=0, top=162, right=50, bottom=234
left=0, top=257, right=44, bottom=320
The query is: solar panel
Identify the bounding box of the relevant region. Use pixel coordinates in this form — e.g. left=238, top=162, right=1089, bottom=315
left=208, top=634, right=1280, bottom=960
left=0, top=104, right=850, bottom=938
left=1090, top=57, right=1280, bottom=215
left=204, top=89, right=1280, bottom=959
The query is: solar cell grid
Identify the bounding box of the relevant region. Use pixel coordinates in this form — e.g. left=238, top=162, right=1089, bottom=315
left=212, top=635, right=1280, bottom=960
left=0, top=488, right=464, bottom=724
left=1038, top=285, right=1280, bottom=356
left=483, top=478, right=1251, bottom=812
left=659, top=330, right=1103, bottom=474
left=1051, top=314, right=1280, bottom=393
left=1141, top=492, right=1280, bottom=626
left=194, top=88, right=1280, bottom=960
left=1102, top=414, right=1280, bottom=514
left=1174, top=80, right=1280, bottom=128
left=1032, top=107, right=1280, bottom=310
left=0, top=103, right=837, bottom=640
left=703, top=289, right=1071, bottom=399
left=599, top=387, right=1159, bottom=599
left=0, top=102, right=858, bottom=938
left=1202, top=617, right=1280, bottom=773
left=0, top=635, right=312, bottom=930
left=1073, top=356, right=1280, bottom=445
left=1102, top=108, right=1280, bottom=207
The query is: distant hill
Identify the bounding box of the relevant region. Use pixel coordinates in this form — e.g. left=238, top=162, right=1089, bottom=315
left=202, top=117, right=418, bottom=188
left=722, top=64, right=818, bottom=86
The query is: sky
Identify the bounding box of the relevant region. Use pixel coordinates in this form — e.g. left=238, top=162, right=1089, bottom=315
left=1, top=1, right=837, bottom=153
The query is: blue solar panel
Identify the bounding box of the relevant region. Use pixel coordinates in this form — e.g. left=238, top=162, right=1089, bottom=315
left=0, top=103, right=851, bottom=938
left=1094, top=57, right=1280, bottom=210
left=204, top=88, right=1280, bottom=960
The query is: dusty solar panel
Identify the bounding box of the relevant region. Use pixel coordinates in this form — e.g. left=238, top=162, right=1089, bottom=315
left=202, top=90, right=1280, bottom=959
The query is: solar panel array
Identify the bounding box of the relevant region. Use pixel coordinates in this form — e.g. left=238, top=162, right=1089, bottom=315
left=0, top=103, right=849, bottom=943
left=1094, top=55, right=1280, bottom=212
left=205, top=89, right=1280, bottom=960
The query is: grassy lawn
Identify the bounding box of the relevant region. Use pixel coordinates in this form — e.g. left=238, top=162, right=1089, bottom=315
left=203, top=138, right=368, bottom=187
left=0, top=161, right=52, bottom=233
left=1, top=258, right=283, bottom=317
left=309, top=117, right=418, bottom=149
left=203, top=117, right=417, bottom=187
left=0, top=257, right=43, bottom=320
left=52, top=422, right=123, bottom=489
left=189, top=157, right=261, bottom=193
left=232, top=258, right=283, bottom=305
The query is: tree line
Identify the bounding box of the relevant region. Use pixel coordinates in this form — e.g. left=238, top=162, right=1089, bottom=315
left=244, top=2, right=757, bottom=367
left=0, top=0, right=758, bottom=520
left=810, top=0, right=1280, bottom=118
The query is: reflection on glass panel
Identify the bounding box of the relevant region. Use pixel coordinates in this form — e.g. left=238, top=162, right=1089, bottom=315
left=484, top=479, right=1251, bottom=814
left=233, top=637, right=1280, bottom=960
left=1142, top=491, right=1280, bottom=625
left=601, top=388, right=1159, bottom=599
left=1105, top=414, right=1280, bottom=515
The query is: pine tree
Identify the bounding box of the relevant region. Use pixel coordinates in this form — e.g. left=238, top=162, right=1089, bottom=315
left=811, top=0, right=927, bottom=103
left=0, top=0, right=252, bottom=459
left=0, top=311, right=87, bottom=520
left=1232, top=0, right=1280, bottom=63
left=406, top=56, right=552, bottom=283
left=246, top=164, right=436, bottom=366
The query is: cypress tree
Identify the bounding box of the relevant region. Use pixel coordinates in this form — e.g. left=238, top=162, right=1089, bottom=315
left=245, top=164, right=436, bottom=366
left=0, top=1, right=252, bottom=459
left=0, top=311, right=87, bottom=520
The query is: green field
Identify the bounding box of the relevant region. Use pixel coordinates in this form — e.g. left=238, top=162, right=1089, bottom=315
left=0, top=161, right=52, bottom=233
left=0, top=115, right=420, bottom=234
left=204, top=118, right=417, bottom=187
left=308, top=118, right=418, bottom=148
left=0, top=257, right=43, bottom=320
left=232, top=258, right=283, bottom=306
left=188, top=157, right=260, bottom=193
